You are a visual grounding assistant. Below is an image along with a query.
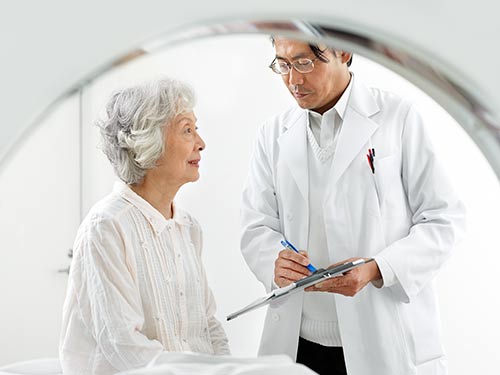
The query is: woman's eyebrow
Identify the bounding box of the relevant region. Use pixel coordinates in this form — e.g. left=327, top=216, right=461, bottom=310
left=177, top=115, right=197, bottom=124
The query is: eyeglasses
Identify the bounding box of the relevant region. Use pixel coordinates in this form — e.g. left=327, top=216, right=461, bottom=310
left=269, top=57, right=319, bottom=75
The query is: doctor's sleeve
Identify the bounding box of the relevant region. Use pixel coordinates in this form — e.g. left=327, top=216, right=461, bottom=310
left=240, top=123, right=284, bottom=292
left=375, top=104, right=466, bottom=303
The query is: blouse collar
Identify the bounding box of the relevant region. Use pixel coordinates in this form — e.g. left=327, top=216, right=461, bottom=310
left=113, top=181, right=192, bottom=235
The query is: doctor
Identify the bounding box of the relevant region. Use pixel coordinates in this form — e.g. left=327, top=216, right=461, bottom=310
left=240, top=37, right=465, bottom=375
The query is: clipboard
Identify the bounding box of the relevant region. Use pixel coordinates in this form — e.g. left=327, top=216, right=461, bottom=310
left=227, top=258, right=374, bottom=321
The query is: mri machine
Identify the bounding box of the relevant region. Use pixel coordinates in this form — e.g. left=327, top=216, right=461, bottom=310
left=1, top=1, right=499, bottom=374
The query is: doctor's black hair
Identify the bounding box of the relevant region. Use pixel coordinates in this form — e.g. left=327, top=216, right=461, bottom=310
left=270, top=36, right=353, bottom=67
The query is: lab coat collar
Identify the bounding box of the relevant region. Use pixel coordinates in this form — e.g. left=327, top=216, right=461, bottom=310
left=113, top=181, right=192, bottom=235
left=334, top=74, right=353, bottom=121
left=346, top=74, right=380, bottom=118
left=278, top=109, right=309, bottom=201
left=327, top=76, right=381, bottom=192
left=276, top=76, right=380, bottom=202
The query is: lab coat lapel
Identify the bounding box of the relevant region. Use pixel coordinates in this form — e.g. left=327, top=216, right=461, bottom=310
left=277, top=110, right=308, bottom=202
left=328, top=80, right=380, bottom=193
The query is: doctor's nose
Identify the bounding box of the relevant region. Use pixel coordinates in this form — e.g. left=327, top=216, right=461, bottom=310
left=287, top=68, right=304, bottom=86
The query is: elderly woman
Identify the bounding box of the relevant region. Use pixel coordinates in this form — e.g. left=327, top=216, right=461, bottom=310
left=59, top=78, right=229, bottom=374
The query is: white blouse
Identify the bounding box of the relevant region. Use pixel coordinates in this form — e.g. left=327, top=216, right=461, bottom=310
left=60, top=181, right=229, bottom=375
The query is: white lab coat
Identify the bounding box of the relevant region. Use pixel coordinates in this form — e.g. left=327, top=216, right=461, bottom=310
left=241, top=78, right=465, bottom=375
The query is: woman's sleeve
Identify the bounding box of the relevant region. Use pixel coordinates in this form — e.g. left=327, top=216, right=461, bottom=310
left=205, top=286, right=231, bottom=355
left=71, top=216, right=164, bottom=370
left=191, top=221, right=230, bottom=355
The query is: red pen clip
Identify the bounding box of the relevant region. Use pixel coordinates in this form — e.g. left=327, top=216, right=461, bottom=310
left=366, top=148, right=375, bottom=174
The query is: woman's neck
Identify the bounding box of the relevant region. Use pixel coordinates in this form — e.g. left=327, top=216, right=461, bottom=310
left=130, top=176, right=179, bottom=220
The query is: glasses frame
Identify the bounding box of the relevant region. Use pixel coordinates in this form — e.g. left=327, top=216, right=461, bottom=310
left=268, top=57, right=320, bottom=75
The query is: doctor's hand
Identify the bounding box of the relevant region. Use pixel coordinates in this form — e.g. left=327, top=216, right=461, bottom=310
left=274, top=249, right=313, bottom=288
left=307, top=257, right=382, bottom=297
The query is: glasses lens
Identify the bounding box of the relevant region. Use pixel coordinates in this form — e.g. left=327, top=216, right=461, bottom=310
left=293, top=59, right=314, bottom=73
left=270, top=60, right=289, bottom=74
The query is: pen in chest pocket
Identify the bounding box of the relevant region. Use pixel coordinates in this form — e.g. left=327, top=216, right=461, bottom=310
left=366, top=148, right=376, bottom=173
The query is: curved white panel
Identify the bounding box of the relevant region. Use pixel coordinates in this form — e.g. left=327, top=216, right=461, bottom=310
left=1, top=1, right=500, bottom=175
left=0, top=1, right=499, bottom=372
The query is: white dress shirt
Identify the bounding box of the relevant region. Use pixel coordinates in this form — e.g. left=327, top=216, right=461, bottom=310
left=60, top=181, right=229, bottom=375
left=300, top=76, right=353, bottom=347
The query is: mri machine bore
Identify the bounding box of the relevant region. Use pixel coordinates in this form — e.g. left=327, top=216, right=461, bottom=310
left=1, top=3, right=500, bottom=374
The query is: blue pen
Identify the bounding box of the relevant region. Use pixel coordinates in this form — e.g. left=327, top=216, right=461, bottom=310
left=280, top=240, right=317, bottom=273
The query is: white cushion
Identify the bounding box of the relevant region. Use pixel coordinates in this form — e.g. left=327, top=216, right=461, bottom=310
left=117, top=353, right=317, bottom=375
left=0, top=358, right=62, bottom=375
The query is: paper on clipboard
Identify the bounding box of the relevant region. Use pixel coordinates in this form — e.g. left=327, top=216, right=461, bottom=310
left=226, top=258, right=374, bottom=321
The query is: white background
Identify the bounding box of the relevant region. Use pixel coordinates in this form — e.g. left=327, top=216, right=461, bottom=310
left=0, top=34, right=499, bottom=373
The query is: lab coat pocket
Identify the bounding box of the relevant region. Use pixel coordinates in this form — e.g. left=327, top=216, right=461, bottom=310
left=372, top=154, right=399, bottom=206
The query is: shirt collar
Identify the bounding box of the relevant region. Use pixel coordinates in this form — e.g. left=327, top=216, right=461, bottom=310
left=113, top=181, right=192, bottom=235
left=334, top=73, right=353, bottom=120
left=307, top=73, right=354, bottom=122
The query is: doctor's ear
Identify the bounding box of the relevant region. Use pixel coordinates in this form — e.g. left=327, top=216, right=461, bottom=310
left=339, top=51, right=353, bottom=65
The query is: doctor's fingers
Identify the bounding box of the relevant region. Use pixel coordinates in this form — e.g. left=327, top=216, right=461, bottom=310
left=275, top=265, right=310, bottom=281
left=275, top=250, right=312, bottom=275
left=274, top=259, right=310, bottom=279
left=274, top=270, right=308, bottom=288
left=277, top=249, right=311, bottom=267
left=310, top=271, right=367, bottom=296
left=274, top=261, right=311, bottom=288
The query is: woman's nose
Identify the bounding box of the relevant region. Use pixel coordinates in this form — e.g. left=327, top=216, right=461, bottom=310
left=197, top=134, right=206, bottom=151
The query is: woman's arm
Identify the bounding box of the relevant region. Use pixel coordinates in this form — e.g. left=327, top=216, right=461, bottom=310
left=191, top=221, right=230, bottom=355
left=65, top=216, right=164, bottom=371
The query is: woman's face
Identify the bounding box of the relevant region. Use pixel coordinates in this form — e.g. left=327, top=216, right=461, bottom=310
left=157, top=111, right=205, bottom=187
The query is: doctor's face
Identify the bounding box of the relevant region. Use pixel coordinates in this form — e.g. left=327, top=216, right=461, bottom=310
left=273, top=38, right=352, bottom=115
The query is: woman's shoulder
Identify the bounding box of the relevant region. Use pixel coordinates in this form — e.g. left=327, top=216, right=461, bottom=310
left=71, top=193, right=134, bottom=263
left=77, top=192, right=134, bottom=238
left=89, top=191, right=127, bottom=217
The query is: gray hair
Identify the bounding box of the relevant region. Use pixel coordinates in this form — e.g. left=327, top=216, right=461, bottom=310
left=97, top=78, right=195, bottom=184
